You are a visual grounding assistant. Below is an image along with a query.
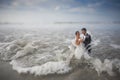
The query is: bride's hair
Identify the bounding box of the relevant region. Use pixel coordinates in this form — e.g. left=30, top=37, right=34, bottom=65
left=75, top=31, right=79, bottom=35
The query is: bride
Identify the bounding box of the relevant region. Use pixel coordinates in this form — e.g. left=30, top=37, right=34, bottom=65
left=71, top=31, right=86, bottom=59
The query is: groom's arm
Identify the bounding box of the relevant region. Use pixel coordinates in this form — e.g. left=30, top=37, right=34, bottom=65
left=83, top=34, right=91, bottom=46
left=80, top=34, right=85, bottom=41
left=89, top=35, right=91, bottom=43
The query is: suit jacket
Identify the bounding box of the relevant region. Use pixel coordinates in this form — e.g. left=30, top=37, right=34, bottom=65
left=83, top=33, right=91, bottom=47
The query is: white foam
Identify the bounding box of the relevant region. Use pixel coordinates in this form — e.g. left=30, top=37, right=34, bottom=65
left=110, top=44, right=120, bottom=49
left=10, top=60, right=71, bottom=76
left=90, top=58, right=114, bottom=76
left=11, top=42, right=38, bottom=59
left=91, top=39, right=101, bottom=47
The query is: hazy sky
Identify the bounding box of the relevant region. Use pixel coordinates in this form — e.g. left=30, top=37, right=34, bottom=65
left=0, top=0, right=120, bottom=23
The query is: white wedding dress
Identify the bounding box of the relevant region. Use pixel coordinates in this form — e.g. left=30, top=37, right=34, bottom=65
left=70, top=38, right=86, bottom=59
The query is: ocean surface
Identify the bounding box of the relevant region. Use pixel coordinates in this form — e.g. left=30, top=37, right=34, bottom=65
left=0, top=23, right=120, bottom=80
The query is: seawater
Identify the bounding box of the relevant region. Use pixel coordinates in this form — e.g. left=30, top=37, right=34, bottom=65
left=0, top=23, right=120, bottom=76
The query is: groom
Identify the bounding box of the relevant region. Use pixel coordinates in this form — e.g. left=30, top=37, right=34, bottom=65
left=81, top=28, right=92, bottom=53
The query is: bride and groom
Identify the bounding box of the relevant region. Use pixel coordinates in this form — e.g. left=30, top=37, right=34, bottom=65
left=71, top=28, right=91, bottom=59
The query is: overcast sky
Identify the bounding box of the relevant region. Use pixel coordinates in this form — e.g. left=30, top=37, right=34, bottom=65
left=0, top=0, right=120, bottom=23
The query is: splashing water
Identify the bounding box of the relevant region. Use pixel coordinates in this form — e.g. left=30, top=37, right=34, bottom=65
left=69, top=39, right=120, bottom=76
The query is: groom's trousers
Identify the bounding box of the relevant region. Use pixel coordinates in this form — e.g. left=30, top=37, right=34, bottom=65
left=86, top=45, right=91, bottom=54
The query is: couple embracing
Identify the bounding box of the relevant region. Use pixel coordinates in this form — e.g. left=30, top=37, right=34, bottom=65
left=71, top=28, right=92, bottom=59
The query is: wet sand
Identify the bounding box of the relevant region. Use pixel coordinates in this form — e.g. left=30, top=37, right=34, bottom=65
left=0, top=60, right=120, bottom=80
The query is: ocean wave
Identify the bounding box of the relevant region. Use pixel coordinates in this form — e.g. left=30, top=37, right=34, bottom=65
left=10, top=60, right=71, bottom=76
left=0, top=39, right=72, bottom=75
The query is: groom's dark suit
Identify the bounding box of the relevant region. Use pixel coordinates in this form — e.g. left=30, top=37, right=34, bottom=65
left=83, top=33, right=92, bottom=53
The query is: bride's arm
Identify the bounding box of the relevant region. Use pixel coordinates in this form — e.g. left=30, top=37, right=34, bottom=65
left=75, top=38, right=83, bottom=45
left=79, top=38, right=83, bottom=43
left=75, top=39, right=80, bottom=45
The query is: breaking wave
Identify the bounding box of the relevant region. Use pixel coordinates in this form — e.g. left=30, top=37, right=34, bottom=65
left=0, top=39, right=72, bottom=75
